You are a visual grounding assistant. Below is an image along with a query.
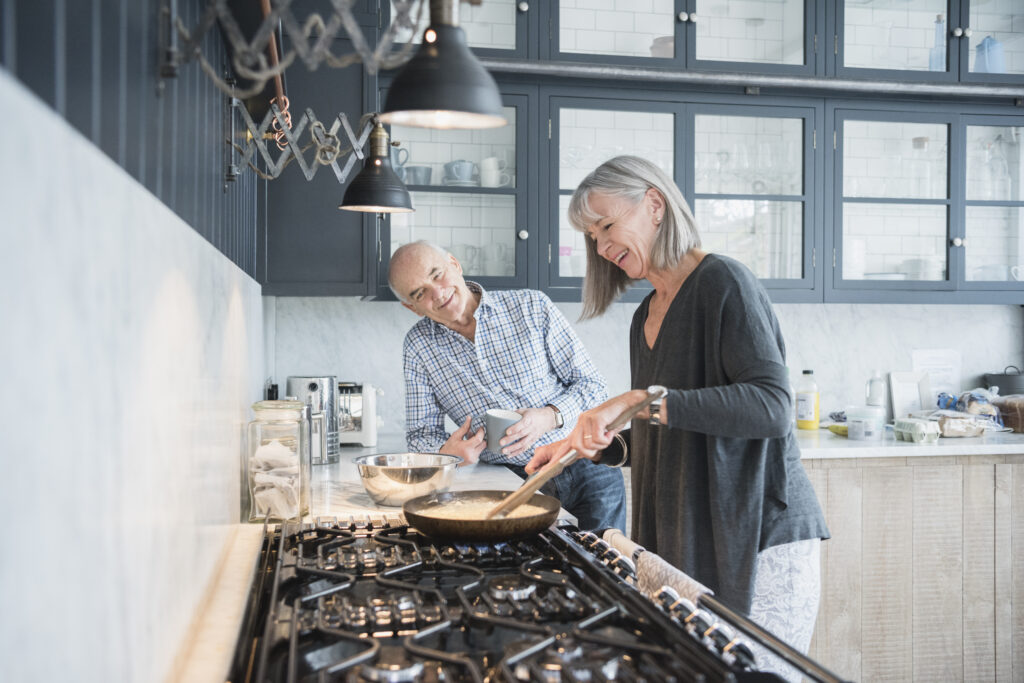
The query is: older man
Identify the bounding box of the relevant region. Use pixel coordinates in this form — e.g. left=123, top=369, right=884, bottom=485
left=389, top=240, right=626, bottom=531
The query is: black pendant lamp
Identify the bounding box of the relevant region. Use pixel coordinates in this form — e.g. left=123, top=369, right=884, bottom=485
left=378, top=0, right=506, bottom=130
left=339, top=120, right=414, bottom=213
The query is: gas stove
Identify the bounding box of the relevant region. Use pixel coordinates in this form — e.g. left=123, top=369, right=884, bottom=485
left=228, top=516, right=827, bottom=682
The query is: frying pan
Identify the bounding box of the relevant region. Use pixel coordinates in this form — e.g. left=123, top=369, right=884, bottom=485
left=402, top=490, right=560, bottom=542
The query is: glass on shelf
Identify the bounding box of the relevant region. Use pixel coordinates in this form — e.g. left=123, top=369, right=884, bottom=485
left=558, top=194, right=590, bottom=278
left=389, top=106, right=516, bottom=188
left=695, top=199, right=803, bottom=279
left=390, top=193, right=516, bottom=277
left=559, top=108, right=673, bottom=191
left=560, top=0, right=676, bottom=59
left=965, top=206, right=1024, bottom=282
left=695, top=115, right=803, bottom=196
left=966, top=125, right=1021, bottom=202
left=391, top=0, right=517, bottom=51
left=843, top=120, right=948, bottom=200
left=841, top=203, right=947, bottom=281
left=695, top=0, right=804, bottom=65
left=843, top=0, right=947, bottom=72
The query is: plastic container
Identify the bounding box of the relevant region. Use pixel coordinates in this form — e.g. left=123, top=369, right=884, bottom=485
left=245, top=400, right=311, bottom=522
left=795, top=370, right=820, bottom=430
left=866, top=370, right=887, bottom=408
left=846, top=404, right=885, bottom=441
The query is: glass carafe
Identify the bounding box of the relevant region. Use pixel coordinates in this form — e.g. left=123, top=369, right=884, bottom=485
left=245, top=400, right=310, bottom=522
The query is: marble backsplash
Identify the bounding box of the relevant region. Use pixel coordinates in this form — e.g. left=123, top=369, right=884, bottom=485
left=269, top=296, right=1023, bottom=438
left=0, top=72, right=264, bottom=682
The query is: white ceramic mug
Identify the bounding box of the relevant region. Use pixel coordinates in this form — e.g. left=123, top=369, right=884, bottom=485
left=481, top=168, right=512, bottom=187
left=1013, top=265, right=1022, bottom=281
left=484, top=409, right=522, bottom=452
left=481, top=156, right=506, bottom=172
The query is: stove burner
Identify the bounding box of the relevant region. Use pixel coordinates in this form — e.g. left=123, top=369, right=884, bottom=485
left=359, top=645, right=424, bottom=683
left=489, top=575, right=538, bottom=601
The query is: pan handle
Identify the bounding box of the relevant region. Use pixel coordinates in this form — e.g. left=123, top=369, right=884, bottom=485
left=487, top=386, right=668, bottom=520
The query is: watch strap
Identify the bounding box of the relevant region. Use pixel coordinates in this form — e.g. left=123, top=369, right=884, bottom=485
left=546, top=403, right=564, bottom=429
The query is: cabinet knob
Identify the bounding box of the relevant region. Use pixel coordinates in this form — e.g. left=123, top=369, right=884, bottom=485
left=688, top=12, right=697, bottom=23
left=678, top=11, right=688, bottom=21
left=518, top=230, right=529, bottom=240
left=517, top=1, right=528, bottom=12
left=951, top=237, right=964, bottom=247
left=953, top=27, right=964, bottom=37
left=963, top=27, right=973, bottom=37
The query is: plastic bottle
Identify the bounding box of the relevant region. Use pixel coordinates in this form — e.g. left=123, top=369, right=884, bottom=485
left=865, top=370, right=887, bottom=408
left=795, top=370, right=820, bottom=430
left=928, top=14, right=945, bottom=72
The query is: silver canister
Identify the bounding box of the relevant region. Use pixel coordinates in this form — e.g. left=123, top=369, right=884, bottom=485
left=285, top=376, right=339, bottom=464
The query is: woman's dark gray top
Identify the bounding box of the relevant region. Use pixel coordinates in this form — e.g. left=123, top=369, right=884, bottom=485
left=629, top=253, right=829, bottom=615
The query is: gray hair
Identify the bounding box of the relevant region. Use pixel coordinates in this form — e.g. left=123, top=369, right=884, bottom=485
left=387, top=240, right=451, bottom=302
left=567, top=155, right=701, bottom=319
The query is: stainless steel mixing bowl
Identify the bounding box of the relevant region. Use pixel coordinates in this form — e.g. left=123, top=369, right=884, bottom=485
left=352, top=453, right=461, bottom=506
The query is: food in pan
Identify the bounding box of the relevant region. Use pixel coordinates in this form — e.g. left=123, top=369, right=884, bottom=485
left=416, top=499, right=548, bottom=520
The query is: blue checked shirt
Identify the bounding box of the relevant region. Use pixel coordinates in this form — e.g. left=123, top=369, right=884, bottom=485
left=403, top=284, right=608, bottom=465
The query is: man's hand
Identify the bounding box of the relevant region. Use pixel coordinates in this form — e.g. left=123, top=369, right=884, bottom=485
left=439, top=416, right=485, bottom=466
left=497, top=406, right=559, bottom=457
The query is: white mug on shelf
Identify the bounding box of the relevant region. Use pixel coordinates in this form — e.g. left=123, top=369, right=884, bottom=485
left=481, top=168, right=512, bottom=187
left=1013, top=265, right=1023, bottom=281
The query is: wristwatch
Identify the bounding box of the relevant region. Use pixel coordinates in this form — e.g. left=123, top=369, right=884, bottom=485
left=547, top=403, right=564, bottom=429
left=647, top=385, right=667, bottom=426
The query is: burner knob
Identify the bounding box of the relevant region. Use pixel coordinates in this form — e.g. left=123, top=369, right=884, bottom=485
left=724, top=637, right=758, bottom=669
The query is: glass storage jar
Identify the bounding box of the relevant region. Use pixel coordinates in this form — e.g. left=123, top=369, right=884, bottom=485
left=245, top=399, right=310, bottom=522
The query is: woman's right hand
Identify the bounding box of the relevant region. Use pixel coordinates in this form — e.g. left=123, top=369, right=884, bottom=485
left=525, top=390, right=647, bottom=474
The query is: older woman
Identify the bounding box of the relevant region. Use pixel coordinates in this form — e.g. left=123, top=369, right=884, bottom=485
left=527, top=156, right=829, bottom=672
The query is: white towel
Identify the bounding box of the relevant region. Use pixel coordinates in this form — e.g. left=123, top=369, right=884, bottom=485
left=636, top=550, right=712, bottom=605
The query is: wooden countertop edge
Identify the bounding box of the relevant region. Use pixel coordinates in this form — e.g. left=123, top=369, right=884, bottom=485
left=165, top=524, right=265, bottom=683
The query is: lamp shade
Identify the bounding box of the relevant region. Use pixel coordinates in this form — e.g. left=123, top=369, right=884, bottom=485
left=339, top=156, right=414, bottom=213
left=379, top=24, right=506, bottom=130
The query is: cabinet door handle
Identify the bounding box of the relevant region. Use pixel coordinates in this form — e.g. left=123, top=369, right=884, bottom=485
left=951, top=237, right=964, bottom=247
left=518, top=230, right=529, bottom=240
left=678, top=11, right=688, bottom=21
left=953, top=27, right=964, bottom=37
left=963, top=27, right=973, bottom=37
left=517, top=1, right=528, bottom=12
left=688, top=12, right=697, bottom=23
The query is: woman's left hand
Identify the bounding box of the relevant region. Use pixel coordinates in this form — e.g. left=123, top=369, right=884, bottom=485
left=524, top=390, right=647, bottom=474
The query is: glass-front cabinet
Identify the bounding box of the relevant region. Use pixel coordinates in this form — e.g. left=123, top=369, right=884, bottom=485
left=835, top=0, right=1024, bottom=82
left=832, top=108, right=1024, bottom=300
left=552, top=0, right=821, bottom=75
left=546, top=92, right=819, bottom=301
left=691, top=105, right=815, bottom=293
left=380, top=90, right=531, bottom=295
left=963, top=118, right=1024, bottom=288
left=388, top=0, right=531, bottom=58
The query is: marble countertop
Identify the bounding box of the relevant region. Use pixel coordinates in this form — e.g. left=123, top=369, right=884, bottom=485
left=796, top=426, right=1024, bottom=459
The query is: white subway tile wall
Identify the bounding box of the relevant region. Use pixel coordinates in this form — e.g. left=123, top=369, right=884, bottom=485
left=390, top=106, right=516, bottom=188
left=842, top=203, right=947, bottom=280
left=390, top=193, right=517, bottom=277
left=559, top=0, right=675, bottom=57
left=843, top=1, right=947, bottom=71
left=696, top=199, right=803, bottom=279
left=965, top=206, right=1024, bottom=281
left=391, top=0, right=517, bottom=50
left=969, top=1, right=1024, bottom=74
left=694, top=0, right=804, bottom=65
left=559, top=107, right=674, bottom=190
left=695, top=114, right=803, bottom=195
left=843, top=120, right=949, bottom=201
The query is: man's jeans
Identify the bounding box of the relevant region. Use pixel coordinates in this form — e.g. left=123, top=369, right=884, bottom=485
left=505, top=458, right=627, bottom=532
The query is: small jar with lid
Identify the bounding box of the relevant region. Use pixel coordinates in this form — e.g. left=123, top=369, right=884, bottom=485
left=245, top=400, right=310, bottom=522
